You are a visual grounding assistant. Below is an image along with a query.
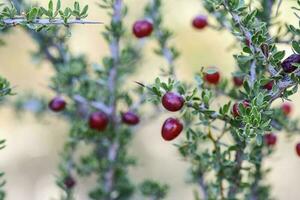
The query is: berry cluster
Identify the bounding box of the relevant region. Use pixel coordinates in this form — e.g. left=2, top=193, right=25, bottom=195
left=49, top=96, right=140, bottom=132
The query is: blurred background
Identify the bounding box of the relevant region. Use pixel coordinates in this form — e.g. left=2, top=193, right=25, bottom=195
left=0, top=0, right=300, bottom=199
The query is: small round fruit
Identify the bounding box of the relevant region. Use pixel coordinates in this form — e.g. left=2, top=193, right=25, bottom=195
left=233, top=76, right=244, bottom=87
left=232, top=100, right=250, bottom=117
left=281, top=54, right=300, bottom=73
left=192, top=15, right=208, bottom=29
left=89, top=112, right=109, bottom=131
left=263, top=81, right=274, bottom=91
left=245, top=38, right=251, bottom=47
left=49, top=96, right=66, bottom=112
left=296, top=143, right=300, bottom=157
left=132, top=20, right=153, bottom=38
left=161, top=118, right=183, bottom=141
left=122, top=111, right=140, bottom=125
left=162, top=92, right=185, bottom=112
left=64, top=176, right=76, bottom=189
left=264, top=133, right=277, bottom=146
left=281, top=102, right=292, bottom=116
left=204, top=68, right=220, bottom=85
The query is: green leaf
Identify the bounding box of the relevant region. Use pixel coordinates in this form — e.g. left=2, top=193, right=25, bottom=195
left=292, top=41, right=300, bottom=54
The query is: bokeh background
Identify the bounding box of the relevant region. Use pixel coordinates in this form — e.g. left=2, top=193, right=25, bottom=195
left=0, top=0, right=300, bottom=199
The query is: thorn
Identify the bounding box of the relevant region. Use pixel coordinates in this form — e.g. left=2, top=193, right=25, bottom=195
left=134, top=81, right=145, bottom=87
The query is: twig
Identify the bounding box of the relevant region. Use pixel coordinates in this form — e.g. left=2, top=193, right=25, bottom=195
left=103, top=0, right=123, bottom=198
left=1, top=18, right=102, bottom=25
left=198, top=175, right=209, bottom=200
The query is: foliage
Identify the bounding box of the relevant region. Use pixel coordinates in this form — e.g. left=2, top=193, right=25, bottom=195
left=139, top=0, right=300, bottom=199
left=0, top=0, right=93, bottom=31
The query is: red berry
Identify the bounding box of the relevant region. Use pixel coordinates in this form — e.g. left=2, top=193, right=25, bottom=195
left=281, top=102, right=292, bottom=116
left=122, top=111, right=140, bottom=125
left=64, top=176, right=76, bottom=189
left=162, top=92, right=185, bottom=112
left=233, top=76, right=244, bottom=87
left=296, top=143, right=300, bottom=157
left=245, top=38, right=251, bottom=47
left=133, top=20, right=153, bottom=38
left=161, top=118, right=183, bottom=141
left=89, top=112, right=109, bottom=131
left=263, top=81, right=274, bottom=91
left=264, top=133, right=277, bottom=146
left=192, top=15, right=208, bottom=29
left=281, top=54, right=300, bottom=73
left=49, top=96, right=66, bottom=112
left=204, top=68, right=220, bottom=85
left=232, top=100, right=250, bottom=117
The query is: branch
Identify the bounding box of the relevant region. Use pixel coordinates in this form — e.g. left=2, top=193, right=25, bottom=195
left=103, top=0, right=123, bottom=198
left=1, top=18, right=102, bottom=25
left=198, top=175, right=209, bottom=200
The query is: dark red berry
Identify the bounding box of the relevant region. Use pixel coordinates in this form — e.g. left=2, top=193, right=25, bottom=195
left=162, top=92, right=185, bottom=112
left=122, top=111, right=140, bottom=125
left=263, top=81, right=274, bottom=91
left=264, top=133, right=277, bottom=146
left=281, top=54, right=300, bottom=73
left=192, top=15, right=208, bottom=29
left=281, top=102, right=292, bottom=116
left=89, top=112, right=109, bottom=131
left=296, top=143, right=300, bottom=157
left=233, top=76, right=244, bottom=87
left=245, top=38, right=251, bottom=47
left=49, top=96, right=66, bottom=112
left=232, top=100, right=250, bottom=117
left=161, top=118, right=183, bottom=141
left=133, top=20, right=153, bottom=38
left=64, top=176, right=76, bottom=189
left=204, top=68, right=220, bottom=85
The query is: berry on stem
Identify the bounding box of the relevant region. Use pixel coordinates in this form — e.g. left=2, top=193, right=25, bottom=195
left=204, top=68, right=220, bottom=85
left=281, top=102, right=292, bottom=116
left=232, top=100, right=250, bottom=117
left=49, top=96, right=66, bottom=112
left=133, top=20, right=153, bottom=38
left=64, top=176, right=76, bottom=189
left=89, top=111, right=109, bottom=131
left=192, top=15, right=208, bottom=29
left=245, top=38, right=251, bottom=47
left=281, top=54, right=300, bottom=73
left=263, top=80, right=274, bottom=91
left=162, top=92, right=185, bottom=112
left=161, top=118, right=183, bottom=141
left=233, top=76, right=244, bottom=87
left=122, top=111, right=140, bottom=125
left=296, top=143, right=300, bottom=157
left=264, top=133, right=277, bottom=146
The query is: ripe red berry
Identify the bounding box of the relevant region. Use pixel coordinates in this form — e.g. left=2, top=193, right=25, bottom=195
left=161, top=118, right=183, bottom=141
left=122, top=111, right=140, bottom=125
left=192, top=15, right=208, bottom=29
left=296, top=143, right=300, bottom=157
left=204, top=68, right=220, bottom=85
left=64, top=176, right=76, bottom=189
left=49, top=96, right=66, bottom=112
left=245, top=38, right=251, bottom=47
left=132, top=20, right=153, bottom=38
left=281, top=54, right=300, bottom=73
left=232, top=100, right=250, bottom=117
left=281, top=102, right=292, bottom=116
left=264, top=133, right=277, bottom=146
left=162, top=92, right=185, bottom=112
left=233, top=76, right=244, bottom=87
left=89, top=112, right=109, bottom=131
left=263, top=81, right=274, bottom=91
